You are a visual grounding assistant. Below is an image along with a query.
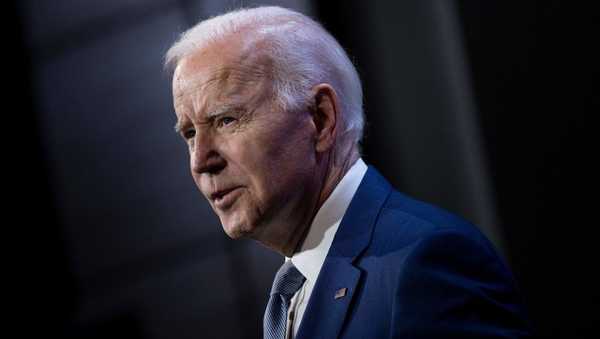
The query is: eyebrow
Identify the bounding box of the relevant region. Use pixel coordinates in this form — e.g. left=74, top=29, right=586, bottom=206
left=173, top=104, right=245, bottom=134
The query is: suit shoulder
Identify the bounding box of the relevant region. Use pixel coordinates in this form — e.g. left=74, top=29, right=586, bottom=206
left=367, top=189, right=497, bottom=258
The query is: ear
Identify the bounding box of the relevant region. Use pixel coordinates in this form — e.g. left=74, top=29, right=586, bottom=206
left=310, top=83, right=340, bottom=153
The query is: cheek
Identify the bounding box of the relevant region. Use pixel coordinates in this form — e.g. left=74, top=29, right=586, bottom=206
left=190, top=172, right=204, bottom=195
left=249, top=145, right=315, bottom=208
left=269, top=136, right=316, bottom=179
left=225, top=116, right=315, bottom=202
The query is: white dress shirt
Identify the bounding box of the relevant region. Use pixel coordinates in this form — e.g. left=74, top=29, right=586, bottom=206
left=284, top=158, right=368, bottom=339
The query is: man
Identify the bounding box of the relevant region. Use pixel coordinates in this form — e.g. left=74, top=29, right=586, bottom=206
left=166, top=6, right=531, bottom=339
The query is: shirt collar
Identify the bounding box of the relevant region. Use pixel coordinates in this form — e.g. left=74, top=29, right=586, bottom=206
left=288, top=158, right=368, bottom=283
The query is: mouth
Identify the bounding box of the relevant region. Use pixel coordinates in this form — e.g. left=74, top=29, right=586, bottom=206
left=210, top=186, right=243, bottom=209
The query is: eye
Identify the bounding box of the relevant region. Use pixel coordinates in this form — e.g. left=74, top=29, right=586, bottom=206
left=217, top=116, right=236, bottom=127
left=183, top=128, right=196, bottom=140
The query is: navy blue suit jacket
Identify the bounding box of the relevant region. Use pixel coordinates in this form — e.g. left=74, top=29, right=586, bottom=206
left=295, top=167, right=531, bottom=339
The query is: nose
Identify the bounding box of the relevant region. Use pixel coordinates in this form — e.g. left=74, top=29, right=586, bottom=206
left=190, top=132, right=226, bottom=175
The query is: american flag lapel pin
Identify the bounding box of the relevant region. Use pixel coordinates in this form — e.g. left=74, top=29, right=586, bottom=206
left=334, top=288, right=347, bottom=300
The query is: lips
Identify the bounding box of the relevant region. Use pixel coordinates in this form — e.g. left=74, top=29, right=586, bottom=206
left=210, top=186, right=242, bottom=209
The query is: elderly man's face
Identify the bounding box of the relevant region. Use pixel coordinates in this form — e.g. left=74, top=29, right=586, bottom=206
left=172, top=43, right=322, bottom=248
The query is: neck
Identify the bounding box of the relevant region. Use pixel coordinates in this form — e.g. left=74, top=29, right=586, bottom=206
left=258, top=145, right=360, bottom=257
left=284, top=145, right=359, bottom=256
left=316, top=147, right=359, bottom=212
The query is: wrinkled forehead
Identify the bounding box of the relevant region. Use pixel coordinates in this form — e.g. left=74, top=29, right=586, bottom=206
left=172, top=43, right=274, bottom=109
left=172, top=60, right=219, bottom=102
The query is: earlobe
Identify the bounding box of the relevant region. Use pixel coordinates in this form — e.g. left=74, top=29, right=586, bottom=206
left=311, top=84, right=339, bottom=153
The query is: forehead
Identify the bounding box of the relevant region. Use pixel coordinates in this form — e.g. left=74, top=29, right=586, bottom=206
left=172, top=41, right=273, bottom=116
left=172, top=47, right=230, bottom=101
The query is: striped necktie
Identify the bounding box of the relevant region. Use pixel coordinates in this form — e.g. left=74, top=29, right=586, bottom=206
left=263, top=261, right=306, bottom=339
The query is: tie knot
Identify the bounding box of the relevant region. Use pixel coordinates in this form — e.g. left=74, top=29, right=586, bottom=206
left=270, top=261, right=306, bottom=297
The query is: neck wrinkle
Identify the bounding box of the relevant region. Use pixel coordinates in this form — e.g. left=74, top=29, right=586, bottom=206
left=287, top=145, right=359, bottom=257
left=320, top=146, right=359, bottom=206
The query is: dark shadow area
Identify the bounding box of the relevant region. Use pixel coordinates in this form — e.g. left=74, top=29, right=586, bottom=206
left=9, top=1, right=78, bottom=337
left=456, top=2, right=597, bottom=338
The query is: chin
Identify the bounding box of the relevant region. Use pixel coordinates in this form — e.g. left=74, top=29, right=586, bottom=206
left=223, top=227, right=245, bottom=239
left=221, top=220, right=256, bottom=239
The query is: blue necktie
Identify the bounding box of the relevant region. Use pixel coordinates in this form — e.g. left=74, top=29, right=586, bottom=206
left=264, top=261, right=306, bottom=339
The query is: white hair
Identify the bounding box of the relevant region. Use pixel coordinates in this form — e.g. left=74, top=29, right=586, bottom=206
left=165, top=6, right=364, bottom=147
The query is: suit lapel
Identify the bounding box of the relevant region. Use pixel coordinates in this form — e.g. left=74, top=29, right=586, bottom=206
left=296, top=167, right=392, bottom=339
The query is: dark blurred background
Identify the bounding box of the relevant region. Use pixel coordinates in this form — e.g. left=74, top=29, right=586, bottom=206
left=8, top=1, right=596, bottom=338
